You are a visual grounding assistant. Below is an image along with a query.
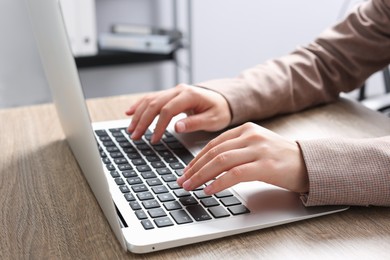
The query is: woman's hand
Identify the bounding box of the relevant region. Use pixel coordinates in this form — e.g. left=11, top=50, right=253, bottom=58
left=126, top=84, right=231, bottom=143
left=177, top=122, right=309, bottom=194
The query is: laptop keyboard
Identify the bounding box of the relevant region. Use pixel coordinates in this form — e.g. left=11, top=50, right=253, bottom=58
left=95, top=127, right=250, bottom=230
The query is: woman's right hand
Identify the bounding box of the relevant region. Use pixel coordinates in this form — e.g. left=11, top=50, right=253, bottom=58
left=125, top=84, right=232, bottom=143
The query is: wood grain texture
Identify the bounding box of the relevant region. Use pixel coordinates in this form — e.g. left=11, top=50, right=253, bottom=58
left=1, top=95, right=389, bottom=259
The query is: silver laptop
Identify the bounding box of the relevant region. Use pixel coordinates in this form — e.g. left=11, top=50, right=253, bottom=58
left=26, top=0, right=348, bottom=254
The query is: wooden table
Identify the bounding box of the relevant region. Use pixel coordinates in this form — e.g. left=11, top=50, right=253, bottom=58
left=1, top=94, right=389, bottom=259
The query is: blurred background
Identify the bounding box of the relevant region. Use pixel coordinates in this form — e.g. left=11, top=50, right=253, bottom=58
left=0, top=0, right=388, bottom=114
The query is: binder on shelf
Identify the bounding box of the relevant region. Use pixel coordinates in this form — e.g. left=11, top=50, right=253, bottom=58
left=59, top=0, right=97, bottom=57
left=99, top=24, right=182, bottom=54
left=112, top=24, right=182, bottom=44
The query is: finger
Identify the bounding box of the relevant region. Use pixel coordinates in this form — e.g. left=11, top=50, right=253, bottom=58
left=151, top=91, right=197, bottom=143
left=125, top=98, right=143, bottom=116
left=178, top=137, right=244, bottom=186
left=131, top=91, right=178, bottom=139
left=203, top=163, right=256, bottom=195
left=128, top=99, right=153, bottom=139
left=185, top=126, right=243, bottom=171
left=175, top=110, right=218, bottom=133
left=181, top=147, right=254, bottom=191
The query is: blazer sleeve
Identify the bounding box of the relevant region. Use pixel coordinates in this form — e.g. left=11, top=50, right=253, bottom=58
left=198, top=0, right=390, bottom=206
left=298, top=137, right=390, bottom=207
left=198, top=0, right=390, bottom=126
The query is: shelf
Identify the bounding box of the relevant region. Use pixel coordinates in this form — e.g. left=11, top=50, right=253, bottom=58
left=75, top=49, right=175, bottom=68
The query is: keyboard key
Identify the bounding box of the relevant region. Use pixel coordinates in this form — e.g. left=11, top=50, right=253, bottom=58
left=151, top=185, right=169, bottom=194
left=137, top=191, right=154, bottom=201
left=119, top=185, right=130, bottom=193
left=103, top=141, right=115, bottom=147
left=114, top=177, right=125, bottom=185
left=133, top=139, right=146, bottom=145
left=142, top=199, right=160, bottom=209
left=124, top=193, right=135, bottom=201
left=148, top=208, right=167, bottom=218
left=137, top=144, right=150, bottom=150
left=126, top=177, right=143, bottom=185
left=193, top=190, right=212, bottom=199
left=154, top=217, right=174, bottom=228
left=118, top=164, right=132, bottom=171
left=123, top=147, right=136, bottom=153
left=131, top=184, right=148, bottom=193
left=141, top=219, right=154, bottom=230
left=135, top=210, right=148, bottom=220
left=112, top=132, right=124, bottom=138
left=106, top=146, right=119, bottom=152
left=163, top=201, right=182, bottom=211
left=132, top=158, right=146, bottom=165
left=208, top=206, right=230, bottom=218
left=159, top=151, right=173, bottom=158
left=164, top=157, right=178, bottom=163
left=200, top=197, right=220, bottom=207
left=95, top=129, right=108, bottom=136
left=126, top=152, right=141, bottom=159
left=146, top=178, right=162, bottom=186
left=174, top=189, right=191, bottom=197
left=215, top=190, right=233, bottom=198
left=162, top=136, right=177, bottom=143
left=228, top=205, right=250, bottom=215
left=106, top=164, right=115, bottom=171
left=141, top=171, right=157, bottom=179
left=102, top=158, right=111, bottom=164
left=145, top=155, right=160, bottom=162
left=122, top=170, right=137, bottom=178
left=119, top=142, right=133, bottom=148
left=220, top=197, right=242, bottom=207
left=109, top=128, right=121, bottom=133
left=151, top=161, right=166, bottom=168
left=167, top=182, right=181, bottom=190
left=161, top=174, right=177, bottom=182
left=115, top=137, right=127, bottom=142
left=110, top=171, right=120, bottom=178
left=179, top=196, right=198, bottom=206
left=157, top=193, right=175, bottom=202
left=136, top=165, right=151, bottom=172
left=110, top=152, right=124, bottom=158
left=99, top=136, right=111, bottom=142
left=186, top=205, right=212, bottom=221
left=154, top=145, right=168, bottom=152
left=170, top=162, right=184, bottom=169
left=175, top=169, right=184, bottom=176
left=114, top=158, right=128, bottom=164
left=156, top=168, right=171, bottom=175
left=129, top=201, right=142, bottom=210
left=170, top=210, right=193, bottom=224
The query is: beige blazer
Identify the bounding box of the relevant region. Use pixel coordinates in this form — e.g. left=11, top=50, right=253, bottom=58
left=199, top=0, right=390, bottom=206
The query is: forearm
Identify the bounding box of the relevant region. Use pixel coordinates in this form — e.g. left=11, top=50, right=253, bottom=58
left=199, top=0, right=390, bottom=125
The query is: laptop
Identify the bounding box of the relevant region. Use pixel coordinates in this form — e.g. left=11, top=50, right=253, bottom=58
left=25, top=0, right=349, bottom=254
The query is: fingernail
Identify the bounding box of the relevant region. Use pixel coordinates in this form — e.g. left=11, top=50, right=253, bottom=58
left=131, top=130, right=138, bottom=140
left=176, top=121, right=186, bottom=133
left=177, top=176, right=185, bottom=186
left=204, top=184, right=214, bottom=195
left=182, top=179, right=192, bottom=190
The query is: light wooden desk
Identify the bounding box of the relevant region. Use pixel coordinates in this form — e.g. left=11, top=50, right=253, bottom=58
left=1, top=94, right=389, bottom=259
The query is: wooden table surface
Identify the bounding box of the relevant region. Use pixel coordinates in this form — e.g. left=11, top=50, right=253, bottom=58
left=1, top=94, right=389, bottom=259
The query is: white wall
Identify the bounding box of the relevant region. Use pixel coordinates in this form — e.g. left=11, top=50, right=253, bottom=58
left=0, top=0, right=50, bottom=108
left=0, top=0, right=385, bottom=108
